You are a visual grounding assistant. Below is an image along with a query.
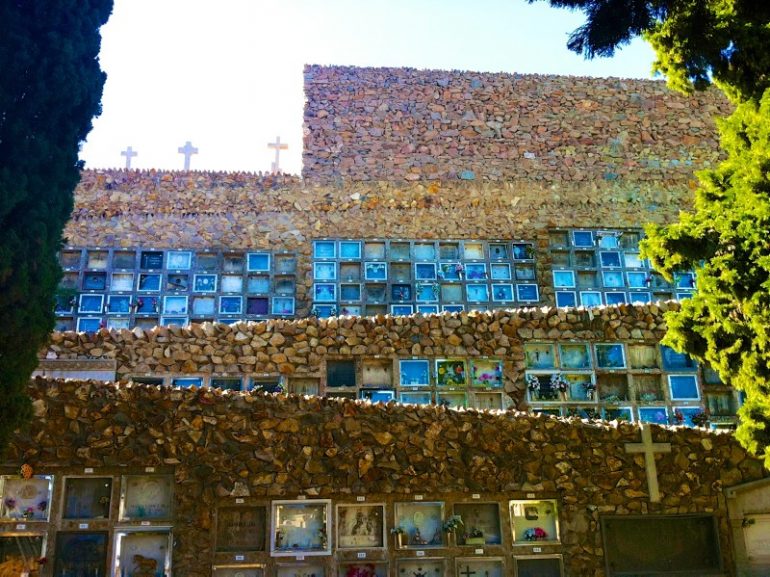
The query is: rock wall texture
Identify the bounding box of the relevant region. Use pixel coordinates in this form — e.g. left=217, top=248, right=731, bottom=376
left=6, top=378, right=766, bottom=575
left=45, top=303, right=671, bottom=406
left=67, top=169, right=697, bottom=313
left=302, top=65, right=731, bottom=183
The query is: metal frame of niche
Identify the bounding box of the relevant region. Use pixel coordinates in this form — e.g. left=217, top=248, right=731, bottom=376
left=54, top=246, right=298, bottom=332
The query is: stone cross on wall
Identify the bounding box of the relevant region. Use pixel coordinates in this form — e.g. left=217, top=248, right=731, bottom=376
left=120, top=146, right=138, bottom=169
left=624, top=423, right=672, bottom=503
left=178, top=141, right=198, bottom=171
left=267, top=136, right=288, bottom=174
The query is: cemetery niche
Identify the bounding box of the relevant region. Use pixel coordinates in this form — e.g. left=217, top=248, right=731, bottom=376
left=271, top=500, right=332, bottom=556
left=336, top=504, right=385, bottom=549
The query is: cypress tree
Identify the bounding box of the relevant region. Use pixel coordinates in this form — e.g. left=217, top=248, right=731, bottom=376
left=0, top=1, right=113, bottom=451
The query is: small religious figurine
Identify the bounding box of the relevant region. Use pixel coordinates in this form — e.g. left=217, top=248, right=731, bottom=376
left=411, top=527, right=427, bottom=545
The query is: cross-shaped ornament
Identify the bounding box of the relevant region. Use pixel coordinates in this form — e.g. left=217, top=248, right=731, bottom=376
left=624, top=423, right=672, bottom=502
left=120, top=146, right=138, bottom=169
left=459, top=566, right=477, bottom=577
left=267, top=136, right=288, bottom=174
left=178, top=141, right=198, bottom=171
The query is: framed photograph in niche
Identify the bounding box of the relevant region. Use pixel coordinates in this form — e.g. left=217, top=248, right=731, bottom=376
left=194, top=273, right=217, bottom=293
left=552, top=270, right=575, bottom=289
left=512, top=555, right=564, bottom=577
left=463, top=242, right=484, bottom=260
left=390, top=242, right=411, bottom=260
left=466, top=284, right=489, bottom=302
left=314, top=262, right=337, bottom=281
left=571, top=230, right=593, bottom=248
left=471, top=359, right=503, bottom=388
left=474, top=392, right=505, bottom=410
left=391, top=305, right=414, bottom=316
left=107, top=295, right=131, bottom=314
left=416, top=284, right=438, bottom=303
left=219, top=296, right=243, bottom=315
left=271, top=499, right=332, bottom=556
left=0, top=475, right=52, bottom=521
left=579, top=291, right=602, bottom=307
left=339, top=241, right=362, bottom=259
left=396, top=558, right=444, bottom=577
left=417, top=305, right=439, bottom=314
left=399, top=359, right=430, bottom=387
left=53, top=532, right=108, bottom=577
left=524, top=344, right=555, bottom=369
left=639, top=407, right=669, bottom=425
left=595, top=344, right=626, bottom=369
left=340, top=284, right=362, bottom=301
left=668, top=375, right=700, bottom=400
left=414, top=242, right=436, bottom=260
left=113, top=529, right=172, bottom=576
left=440, top=262, right=461, bottom=281
left=107, top=318, right=130, bottom=330
left=63, top=477, right=112, bottom=519
left=277, top=563, right=325, bottom=577
left=213, top=567, right=264, bottom=577
left=247, top=252, right=271, bottom=272
left=439, top=242, right=460, bottom=260
left=602, top=271, right=624, bottom=288
left=464, top=263, right=486, bottom=280
left=453, top=503, right=502, bottom=545
left=360, top=389, right=395, bottom=403
left=516, top=284, right=539, bottom=303
left=87, top=250, right=109, bottom=270
left=435, top=359, right=466, bottom=387
left=223, top=254, right=244, bottom=273
left=564, top=373, right=594, bottom=401
left=336, top=503, right=385, bottom=549
left=364, top=262, right=387, bottom=281
left=510, top=499, right=559, bottom=544
left=119, top=475, right=174, bottom=521
left=216, top=506, right=266, bottom=552
left=455, top=558, right=504, bottom=577
left=513, top=243, right=534, bottom=260
left=220, top=275, right=244, bottom=293
left=489, top=243, right=508, bottom=259
left=167, top=250, right=192, bottom=270
left=193, top=296, right=216, bottom=316
left=364, top=241, right=386, bottom=259
left=603, top=406, right=633, bottom=422
left=492, top=284, right=514, bottom=302
left=442, top=304, right=465, bottom=313
left=394, top=501, right=444, bottom=547
left=559, top=344, right=591, bottom=369
left=338, top=304, right=361, bottom=316
left=338, top=562, right=387, bottom=577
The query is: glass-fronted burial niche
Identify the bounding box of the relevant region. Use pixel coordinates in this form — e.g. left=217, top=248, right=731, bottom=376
left=336, top=503, right=385, bottom=548
left=455, top=558, right=504, bottom=577
left=53, top=532, right=108, bottom=576
left=339, top=562, right=388, bottom=577
left=271, top=499, right=332, bottom=556
left=216, top=506, right=267, bottom=552
left=63, top=477, right=112, bottom=519
left=510, top=500, right=560, bottom=543
left=55, top=247, right=297, bottom=332
left=393, top=501, right=445, bottom=548
left=0, top=534, right=45, bottom=573
left=548, top=228, right=696, bottom=308
left=310, top=238, right=539, bottom=318
left=0, top=475, right=52, bottom=521
left=453, top=503, right=502, bottom=545
left=397, top=558, right=444, bottom=577
left=119, top=475, right=174, bottom=521
left=114, top=529, right=172, bottom=577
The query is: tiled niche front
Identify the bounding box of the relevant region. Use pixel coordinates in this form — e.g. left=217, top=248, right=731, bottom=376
left=310, top=239, right=539, bottom=318
left=55, top=247, right=297, bottom=332
left=548, top=229, right=696, bottom=308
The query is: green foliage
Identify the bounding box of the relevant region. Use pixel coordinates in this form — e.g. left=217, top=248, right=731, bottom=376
left=0, top=1, right=112, bottom=453
left=642, top=95, right=770, bottom=466
left=533, top=0, right=770, bottom=103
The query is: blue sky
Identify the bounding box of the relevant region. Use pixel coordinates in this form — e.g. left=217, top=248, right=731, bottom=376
left=80, top=0, right=657, bottom=174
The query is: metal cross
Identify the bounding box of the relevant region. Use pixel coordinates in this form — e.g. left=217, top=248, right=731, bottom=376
left=624, top=423, right=672, bottom=502
left=459, top=566, right=477, bottom=577
left=178, top=141, right=198, bottom=171
left=267, top=136, right=288, bottom=174
left=120, top=146, right=138, bottom=169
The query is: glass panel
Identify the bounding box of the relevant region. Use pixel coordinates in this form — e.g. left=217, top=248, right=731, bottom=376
left=111, top=272, right=134, bottom=292
left=365, top=263, right=387, bottom=281
left=463, top=242, right=484, bottom=259
left=492, top=284, right=514, bottom=302
left=196, top=252, right=218, bottom=270
left=553, top=270, right=575, bottom=288
left=639, top=407, right=669, bottom=424
left=390, top=242, right=411, bottom=260
left=595, top=344, right=626, bottom=369
left=364, top=242, right=386, bottom=259
left=87, top=250, right=109, bottom=270
left=390, top=264, right=411, bottom=282
left=219, top=296, right=242, bottom=314
left=247, top=253, right=271, bottom=272
left=272, top=297, right=295, bottom=315
left=510, top=500, right=559, bottom=543
left=465, top=264, right=486, bottom=280
left=415, top=263, right=437, bottom=280
left=435, top=359, right=467, bottom=387
left=337, top=504, right=385, bottom=548
left=490, top=264, right=511, bottom=280
left=466, top=284, right=488, bottom=302
left=0, top=476, right=51, bottom=521
left=53, top=532, right=108, bottom=576
left=669, top=375, right=699, bottom=400
left=340, top=284, right=362, bottom=301
left=167, top=251, right=192, bottom=270
left=516, top=284, right=539, bottom=302
left=453, top=504, right=502, bottom=545
left=60, top=249, right=82, bottom=268
left=559, top=344, right=591, bottom=369
left=394, top=502, right=444, bottom=547
left=120, top=476, right=174, bottom=520
left=327, top=360, right=356, bottom=387
left=572, top=231, right=593, bottom=247
left=512, top=243, right=534, bottom=260
left=275, top=255, right=297, bottom=274
left=524, top=344, right=555, bottom=369
left=470, top=359, right=503, bottom=388
left=192, top=296, right=216, bottom=316
left=548, top=231, right=569, bottom=247
left=140, top=251, right=163, bottom=269
left=439, top=243, right=460, bottom=260
left=661, top=346, right=697, bottom=370
left=216, top=506, right=266, bottom=552
left=314, top=262, right=337, bottom=280
left=573, top=251, right=595, bottom=268
left=340, top=262, right=361, bottom=281
left=598, top=374, right=629, bottom=401
left=339, top=241, right=362, bottom=259
left=114, top=531, right=170, bottom=576
left=551, top=251, right=571, bottom=267
left=555, top=292, right=576, bottom=307
left=441, top=284, right=463, bottom=302
left=210, top=378, right=242, bottom=391
left=635, top=375, right=664, bottom=402
left=272, top=500, right=331, bottom=555
left=83, top=272, right=107, bottom=290
left=222, top=254, right=244, bottom=273
left=514, top=557, right=563, bottom=577
left=112, top=251, right=135, bottom=269
left=399, top=360, right=430, bottom=386
left=220, top=275, right=243, bottom=293
left=193, top=274, right=217, bottom=292
left=63, top=477, right=112, bottom=519
left=313, top=241, right=336, bottom=259
left=414, top=242, right=436, bottom=260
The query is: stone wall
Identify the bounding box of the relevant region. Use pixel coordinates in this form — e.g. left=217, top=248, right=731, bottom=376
left=4, top=378, right=766, bottom=576
left=302, top=65, right=731, bottom=183
left=45, top=303, right=670, bottom=407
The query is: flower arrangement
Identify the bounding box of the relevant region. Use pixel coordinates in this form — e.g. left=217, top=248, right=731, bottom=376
left=442, top=515, right=464, bottom=533
left=526, top=374, right=540, bottom=393
left=23, top=506, right=35, bottom=519
left=522, top=527, right=548, bottom=541
left=550, top=373, right=569, bottom=393
left=691, top=410, right=710, bottom=427
left=389, top=526, right=405, bottom=535
left=346, top=564, right=377, bottom=577
left=583, top=382, right=596, bottom=400
left=3, top=497, right=16, bottom=511
left=673, top=409, right=685, bottom=425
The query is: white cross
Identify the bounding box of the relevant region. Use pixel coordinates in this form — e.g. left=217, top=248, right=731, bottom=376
left=624, top=423, right=672, bottom=502
left=178, top=141, right=198, bottom=171
left=120, top=146, right=138, bottom=169
left=267, top=136, right=288, bottom=174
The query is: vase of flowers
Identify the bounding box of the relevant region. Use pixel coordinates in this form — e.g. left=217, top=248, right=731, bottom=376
left=526, top=374, right=540, bottom=399
left=442, top=515, right=463, bottom=547
left=390, top=526, right=405, bottom=548
left=550, top=373, right=570, bottom=401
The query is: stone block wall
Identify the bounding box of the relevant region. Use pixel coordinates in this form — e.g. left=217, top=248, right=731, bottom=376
left=302, top=65, right=731, bottom=183
left=3, top=378, right=766, bottom=576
